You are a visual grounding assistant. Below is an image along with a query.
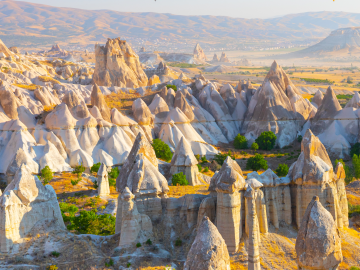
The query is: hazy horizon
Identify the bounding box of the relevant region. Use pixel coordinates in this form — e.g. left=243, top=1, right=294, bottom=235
left=10, top=0, right=360, bottom=19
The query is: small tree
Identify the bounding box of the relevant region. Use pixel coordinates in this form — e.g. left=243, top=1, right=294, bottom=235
left=108, top=167, right=120, bottom=187
left=152, top=139, right=173, bottom=162
left=213, top=150, right=235, bottom=166
left=347, top=76, right=353, bottom=84
left=352, top=154, right=360, bottom=180
left=255, top=131, right=277, bottom=151
left=351, top=143, right=360, bottom=157
left=297, top=135, right=303, bottom=143
left=166, top=84, right=177, bottom=92
left=72, top=163, right=85, bottom=178
left=90, top=163, right=101, bottom=174
left=41, top=166, right=53, bottom=185
left=172, top=172, right=189, bottom=186
left=251, top=142, right=259, bottom=151
left=234, top=134, right=248, bottom=149
left=246, top=154, right=268, bottom=171
left=275, top=164, right=289, bottom=177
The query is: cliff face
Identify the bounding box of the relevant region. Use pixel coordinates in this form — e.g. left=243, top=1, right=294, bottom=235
left=93, top=38, right=148, bottom=88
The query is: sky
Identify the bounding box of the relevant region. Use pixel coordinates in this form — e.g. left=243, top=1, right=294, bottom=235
left=16, top=0, right=360, bottom=19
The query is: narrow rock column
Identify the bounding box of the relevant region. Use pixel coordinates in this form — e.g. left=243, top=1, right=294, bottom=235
left=245, top=186, right=261, bottom=270
left=97, top=163, right=110, bottom=196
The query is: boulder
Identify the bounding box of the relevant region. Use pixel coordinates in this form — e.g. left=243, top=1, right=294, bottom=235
left=184, top=216, right=230, bottom=270
left=148, top=94, right=169, bottom=115
left=295, top=196, right=342, bottom=270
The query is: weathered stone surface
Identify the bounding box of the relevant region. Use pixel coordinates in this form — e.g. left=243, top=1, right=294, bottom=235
left=170, top=137, right=203, bottom=186
left=0, top=165, right=65, bottom=252
left=97, top=163, right=110, bottom=196
left=34, top=87, right=60, bottom=106
left=245, top=186, right=261, bottom=270
left=0, top=39, right=12, bottom=57
left=174, top=91, right=195, bottom=121
left=119, top=187, right=153, bottom=246
left=91, top=84, right=111, bottom=122
left=160, top=86, right=175, bottom=109
left=93, top=38, right=148, bottom=88
left=6, top=148, right=39, bottom=184
left=295, top=196, right=342, bottom=270
left=0, top=84, right=20, bottom=119
left=148, top=94, right=169, bottom=115
left=288, top=129, right=347, bottom=229
left=147, top=75, right=161, bottom=86
left=62, top=90, right=81, bottom=110
left=312, top=89, right=324, bottom=108
left=184, top=216, right=230, bottom=270
left=132, top=98, right=153, bottom=125
left=220, top=52, right=230, bottom=63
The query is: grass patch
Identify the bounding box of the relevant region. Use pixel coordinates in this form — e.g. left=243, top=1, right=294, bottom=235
left=301, top=78, right=334, bottom=84
left=38, top=76, right=61, bottom=85
left=12, top=84, right=38, bottom=91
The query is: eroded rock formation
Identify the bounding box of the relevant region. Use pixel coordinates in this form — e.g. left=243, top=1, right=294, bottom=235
left=97, top=163, right=110, bottom=196
left=93, top=38, right=148, bottom=88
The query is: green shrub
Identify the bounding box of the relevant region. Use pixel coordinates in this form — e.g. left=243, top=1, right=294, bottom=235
left=172, top=172, right=189, bottom=186
left=66, top=209, right=115, bottom=235
left=201, top=156, right=208, bottom=163
left=234, top=134, right=248, bottom=149
left=197, top=164, right=202, bottom=171
left=51, top=251, right=60, bottom=257
left=93, top=180, right=98, bottom=189
left=350, top=266, right=360, bottom=270
left=72, top=163, right=85, bottom=178
left=166, top=84, right=177, bottom=92
left=349, top=202, right=360, bottom=218
left=352, top=154, right=360, bottom=179
left=146, top=239, right=152, bottom=245
left=41, top=166, right=53, bottom=185
left=105, top=259, right=114, bottom=267
left=213, top=150, right=235, bottom=166
left=250, top=142, right=259, bottom=151
left=246, top=154, right=268, bottom=171
left=204, top=167, right=209, bottom=172
left=59, top=202, right=78, bottom=222
left=90, top=163, right=101, bottom=174
left=255, top=131, right=277, bottom=151
left=297, top=135, right=303, bottom=142
left=275, top=164, right=289, bottom=177
left=127, top=263, right=132, bottom=267
left=108, top=167, right=119, bottom=187
left=175, top=238, right=182, bottom=246
left=152, top=138, right=173, bottom=162
left=71, top=178, right=81, bottom=186
left=351, top=143, right=360, bottom=157
left=136, top=243, right=142, bottom=248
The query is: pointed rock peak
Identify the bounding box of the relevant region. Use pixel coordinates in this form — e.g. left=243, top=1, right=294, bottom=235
left=62, top=90, right=81, bottom=110
left=171, top=137, right=197, bottom=166
left=345, top=91, right=360, bottom=108
left=90, top=105, right=103, bottom=119
left=296, top=196, right=342, bottom=269
left=301, top=129, right=332, bottom=167
left=121, top=186, right=134, bottom=201
left=111, top=108, right=136, bottom=126
left=98, top=163, right=107, bottom=175
left=209, top=156, right=245, bottom=193
left=165, top=107, right=190, bottom=124
left=245, top=178, right=263, bottom=190
left=244, top=184, right=256, bottom=198
left=184, top=216, right=230, bottom=270
left=270, top=60, right=280, bottom=71
left=131, top=133, right=158, bottom=168
left=312, top=89, right=324, bottom=107
left=323, top=86, right=341, bottom=109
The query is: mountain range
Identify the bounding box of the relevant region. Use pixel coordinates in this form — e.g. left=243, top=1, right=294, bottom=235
left=1, top=0, right=360, bottom=47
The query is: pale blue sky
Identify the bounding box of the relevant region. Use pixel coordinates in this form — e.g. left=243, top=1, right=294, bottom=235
left=17, top=0, right=360, bottom=18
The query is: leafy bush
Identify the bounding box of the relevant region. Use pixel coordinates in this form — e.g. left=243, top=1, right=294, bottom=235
left=351, top=143, right=360, bottom=157
left=348, top=202, right=360, bottom=218
left=108, top=167, right=119, bottom=187
left=347, top=76, right=354, bottom=84
left=251, top=142, right=259, bottom=151
left=213, top=150, right=235, bottom=165
left=197, top=164, right=202, bottom=171
left=246, top=154, right=268, bottom=171
left=297, top=135, right=303, bottom=142
left=175, top=238, right=182, bottom=246
left=234, top=134, right=248, bottom=149
left=90, top=163, right=101, bottom=174
left=127, top=263, right=132, bottom=267
left=71, top=178, right=81, bottom=186
left=41, top=166, right=53, bottom=185
left=275, top=164, right=289, bottom=177
left=255, top=131, right=277, bottom=151
left=203, top=167, right=209, bottom=172
left=47, top=265, right=58, bottom=270
left=352, top=154, right=360, bottom=180
left=146, top=239, right=152, bottom=245
left=72, top=163, right=85, bottom=178
left=349, top=266, right=360, bottom=270
left=152, top=139, right=173, bottom=162
left=195, top=154, right=201, bottom=161
left=105, top=259, right=114, bottom=267
left=136, top=243, right=142, bottom=248
left=166, top=84, right=177, bottom=92
left=51, top=251, right=60, bottom=258
left=59, top=202, right=78, bottom=222
left=64, top=209, right=115, bottom=235
left=172, top=172, right=189, bottom=186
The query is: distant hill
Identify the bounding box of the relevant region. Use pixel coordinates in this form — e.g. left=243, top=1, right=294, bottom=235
left=1, top=1, right=360, bottom=47
left=282, top=27, right=360, bottom=58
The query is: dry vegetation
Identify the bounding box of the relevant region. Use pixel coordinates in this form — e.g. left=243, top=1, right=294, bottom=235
left=12, top=83, right=38, bottom=90
left=38, top=75, right=61, bottom=84
left=168, top=185, right=210, bottom=198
